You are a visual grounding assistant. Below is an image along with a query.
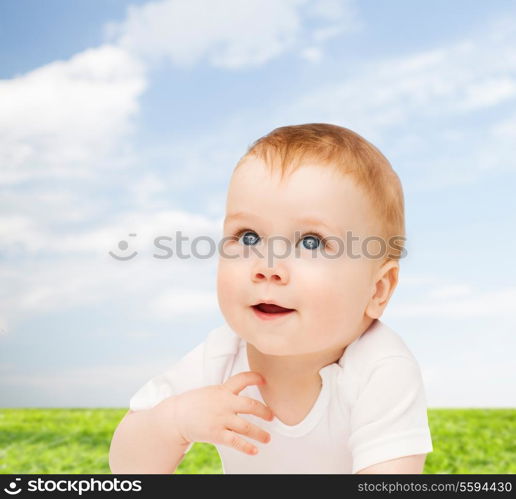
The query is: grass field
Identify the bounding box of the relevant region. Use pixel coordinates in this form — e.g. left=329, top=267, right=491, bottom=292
left=0, top=408, right=514, bottom=474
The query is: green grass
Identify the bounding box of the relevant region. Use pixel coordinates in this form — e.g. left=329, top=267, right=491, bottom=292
left=0, top=409, right=514, bottom=474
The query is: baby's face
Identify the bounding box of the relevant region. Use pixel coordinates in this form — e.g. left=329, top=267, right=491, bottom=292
left=217, top=157, right=383, bottom=356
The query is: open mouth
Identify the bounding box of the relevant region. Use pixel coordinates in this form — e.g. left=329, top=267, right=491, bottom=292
left=251, top=303, right=296, bottom=320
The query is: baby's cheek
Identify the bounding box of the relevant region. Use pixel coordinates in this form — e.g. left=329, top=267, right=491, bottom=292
left=216, top=261, right=240, bottom=304
left=303, top=265, right=362, bottom=317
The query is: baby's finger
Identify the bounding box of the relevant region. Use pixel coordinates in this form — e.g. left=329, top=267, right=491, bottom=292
left=226, top=415, right=271, bottom=444
left=234, top=395, right=274, bottom=421
left=221, top=429, right=259, bottom=455
left=223, top=371, right=265, bottom=395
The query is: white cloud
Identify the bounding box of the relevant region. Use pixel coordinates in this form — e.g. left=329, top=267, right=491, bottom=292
left=0, top=359, right=181, bottom=407
left=491, top=114, right=516, bottom=140
left=397, top=273, right=443, bottom=288
left=150, top=288, right=219, bottom=319
left=427, top=284, right=473, bottom=300
left=390, top=285, right=516, bottom=320
left=423, top=353, right=515, bottom=407
left=0, top=208, right=224, bottom=330
left=0, top=44, right=146, bottom=183
left=458, top=77, right=516, bottom=111
left=0, top=209, right=221, bottom=257
left=0, top=0, right=360, bottom=190
left=258, top=18, right=516, bottom=187
left=0, top=252, right=219, bottom=331
left=127, top=172, right=169, bottom=208
left=0, top=316, right=8, bottom=337
left=105, top=0, right=359, bottom=69
left=307, top=0, right=362, bottom=42
left=300, top=47, right=323, bottom=63
left=282, top=30, right=516, bottom=140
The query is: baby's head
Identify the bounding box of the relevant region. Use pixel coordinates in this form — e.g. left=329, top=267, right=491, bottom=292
left=217, top=123, right=405, bottom=357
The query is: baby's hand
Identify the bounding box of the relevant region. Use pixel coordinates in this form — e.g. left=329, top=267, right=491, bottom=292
left=166, top=371, right=274, bottom=455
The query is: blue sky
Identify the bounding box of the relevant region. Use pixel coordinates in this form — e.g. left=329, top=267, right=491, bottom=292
left=1, top=0, right=515, bottom=408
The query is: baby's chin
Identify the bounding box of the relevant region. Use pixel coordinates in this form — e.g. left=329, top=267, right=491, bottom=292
left=248, top=336, right=298, bottom=356
left=238, top=325, right=318, bottom=357
left=224, top=316, right=289, bottom=348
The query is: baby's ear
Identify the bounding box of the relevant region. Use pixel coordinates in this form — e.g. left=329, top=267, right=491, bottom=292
left=366, top=261, right=399, bottom=319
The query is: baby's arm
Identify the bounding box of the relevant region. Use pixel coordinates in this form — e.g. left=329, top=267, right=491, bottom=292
left=355, top=454, right=427, bottom=474
left=109, top=397, right=190, bottom=474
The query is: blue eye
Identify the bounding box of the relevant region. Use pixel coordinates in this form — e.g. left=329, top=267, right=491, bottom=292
left=300, top=234, right=322, bottom=250
left=233, top=229, right=326, bottom=250
left=237, top=230, right=260, bottom=246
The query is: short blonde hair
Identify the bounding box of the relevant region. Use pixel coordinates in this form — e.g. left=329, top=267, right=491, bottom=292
left=234, top=123, right=405, bottom=263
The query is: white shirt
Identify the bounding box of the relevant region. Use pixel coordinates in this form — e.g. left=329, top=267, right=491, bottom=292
left=129, top=318, right=433, bottom=474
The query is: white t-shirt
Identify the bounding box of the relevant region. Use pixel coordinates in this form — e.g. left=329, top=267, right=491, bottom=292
left=129, top=318, right=433, bottom=474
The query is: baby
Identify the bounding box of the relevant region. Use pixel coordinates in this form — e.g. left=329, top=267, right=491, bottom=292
left=109, top=123, right=433, bottom=474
